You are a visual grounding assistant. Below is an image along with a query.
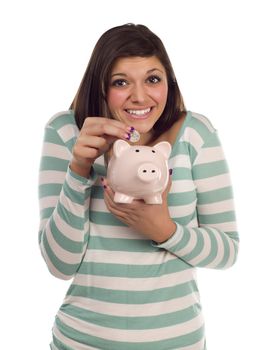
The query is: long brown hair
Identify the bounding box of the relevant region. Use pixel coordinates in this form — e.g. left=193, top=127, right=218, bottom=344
left=70, top=23, right=186, bottom=137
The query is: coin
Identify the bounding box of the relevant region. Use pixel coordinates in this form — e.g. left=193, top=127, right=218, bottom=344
left=129, top=129, right=140, bottom=143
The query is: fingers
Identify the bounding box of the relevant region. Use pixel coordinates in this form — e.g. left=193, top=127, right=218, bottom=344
left=102, top=179, right=137, bottom=212
left=82, top=117, right=132, bottom=140
left=71, top=118, right=134, bottom=175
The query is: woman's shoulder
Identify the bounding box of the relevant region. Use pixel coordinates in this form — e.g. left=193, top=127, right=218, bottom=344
left=44, top=110, right=79, bottom=142
left=178, top=111, right=217, bottom=143
left=188, top=111, right=216, bottom=133
left=45, top=110, right=76, bottom=130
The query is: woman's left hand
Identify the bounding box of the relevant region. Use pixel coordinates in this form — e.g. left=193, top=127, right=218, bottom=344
left=103, top=177, right=176, bottom=243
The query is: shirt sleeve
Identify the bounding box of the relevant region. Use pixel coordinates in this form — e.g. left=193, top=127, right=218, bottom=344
left=153, top=130, right=239, bottom=269
left=38, top=124, right=95, bottom=279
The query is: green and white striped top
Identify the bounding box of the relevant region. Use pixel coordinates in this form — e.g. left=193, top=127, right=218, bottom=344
left=39, top=110, right=239, bottom=350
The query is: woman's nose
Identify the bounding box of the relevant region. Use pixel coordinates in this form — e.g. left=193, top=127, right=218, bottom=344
left=130, top=84, right=146, bottom=103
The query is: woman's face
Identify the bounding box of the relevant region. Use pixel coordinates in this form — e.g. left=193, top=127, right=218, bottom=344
left=107, top=56, right=168, bottom=143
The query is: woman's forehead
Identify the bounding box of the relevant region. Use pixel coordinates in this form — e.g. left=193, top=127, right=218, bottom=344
left=111, top=56, right=165, bottom=75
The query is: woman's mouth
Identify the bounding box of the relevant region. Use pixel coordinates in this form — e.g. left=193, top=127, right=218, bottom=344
left=124, top=107, right=152, bottom=119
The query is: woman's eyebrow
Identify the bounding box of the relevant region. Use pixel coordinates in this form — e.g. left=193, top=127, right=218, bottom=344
left=111, top=68, right=164, bottom=78
left=147, top=68, right=164, bottom=74
left=111, top=73, right=127, bottom=78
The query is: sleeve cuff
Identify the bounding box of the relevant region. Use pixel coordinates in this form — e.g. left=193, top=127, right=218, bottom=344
left=151, top=222, right=183, bottom=250
left=66, top=166, right=94, bottom=189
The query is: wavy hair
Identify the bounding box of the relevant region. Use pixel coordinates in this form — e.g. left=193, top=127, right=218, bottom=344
left=70, top=23, right=186, bottom=137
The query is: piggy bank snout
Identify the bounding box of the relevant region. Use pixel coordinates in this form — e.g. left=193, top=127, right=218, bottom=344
left=137, top=163, right=161, bottom=182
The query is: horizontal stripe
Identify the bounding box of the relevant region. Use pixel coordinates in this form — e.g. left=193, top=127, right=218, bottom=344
left=168, top=190, right=197, bottom=206
left=89, top=222, right=145, bottom=240
left=40, top=156, right=69, bottom=172
left=168, top=154, right=191, bottom=169
left=172, top=167, right=193, bottom=181
left=39, top=170, right=66, bottom=185
left=197, top=198, right=235, bottom=215
left=192, top=160, right=229, bottom=179
left=194, top=146, right=225, bottom=165
left=198, top=210, right=236, bottom=224
left=60, top=302, right=201, bottom=330
left=197, top=186, right=233, bottom=204
left=39, top=183, right=62, bottom=198
left=83, top=249, right=175, bottom=265
left=170, top=179, right=196, bottom=193
left=66, top=280, right=198, bottom=304
left=195, top=173, right=232, bottom=193
left=73, top=268, right=196, bottom=291
left=63, top=292, right=200, bottom=317
left=205, top=221, right=237, bottom=232
left=90, top=211, right=127, bottom=227
left=77, top=258, right=192, bottom=278
left=169, top=200, right=197, bottom=218
left=88, top=236, right=156, bottom=252
left=42, top=142, right=70, bottom=160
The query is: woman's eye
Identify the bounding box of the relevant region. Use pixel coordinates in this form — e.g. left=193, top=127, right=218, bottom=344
left=111, top=79, right=127, bottom=87
left=147, top=75, right=161, bottom=84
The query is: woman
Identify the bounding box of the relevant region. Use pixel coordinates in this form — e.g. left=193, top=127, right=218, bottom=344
left=39, top=23, right=239, bottom=350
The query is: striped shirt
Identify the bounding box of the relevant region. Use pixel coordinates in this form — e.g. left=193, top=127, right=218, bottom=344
left=38, top=110, right=239, bottom=350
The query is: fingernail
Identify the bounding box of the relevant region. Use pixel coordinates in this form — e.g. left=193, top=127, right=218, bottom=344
left=100, top=177, right=104, bottom=182
left=125, top=133, right=131, bottom=140
left=169, top=169, right=173, bottom=176
left=103, top=185, right=107, bottom=189
left=126, top=126, right=135, bottom=133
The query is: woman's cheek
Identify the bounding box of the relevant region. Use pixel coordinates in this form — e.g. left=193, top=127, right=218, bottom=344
left=107, top=89, right=127, bottom=111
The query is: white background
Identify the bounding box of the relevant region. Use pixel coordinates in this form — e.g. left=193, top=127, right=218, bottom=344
left=0, top=0, right=274, bottom=349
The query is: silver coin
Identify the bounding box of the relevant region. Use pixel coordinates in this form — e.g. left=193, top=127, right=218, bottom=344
left=129, top=129, right=140, bottom=143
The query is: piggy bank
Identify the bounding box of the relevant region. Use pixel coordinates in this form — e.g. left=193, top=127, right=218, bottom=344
left=107, top=140, right=172, bottom=204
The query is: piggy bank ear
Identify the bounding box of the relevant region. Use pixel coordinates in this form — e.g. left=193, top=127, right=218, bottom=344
left=113, top=140, right=130, bottom=157
left=153, top=141, right=172, bottom=159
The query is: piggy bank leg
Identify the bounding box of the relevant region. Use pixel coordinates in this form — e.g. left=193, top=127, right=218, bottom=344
left=114, top=192, right=134, bottom=203
left=144, top=193, right=163, bottom=204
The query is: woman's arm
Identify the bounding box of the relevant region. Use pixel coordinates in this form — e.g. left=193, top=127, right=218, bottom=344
left=153, top=130, right=239, bottom=269
left=39, top=115, right=131, bottom=279
left=38, top=124, right=93, bottom=280
left=104, top=128, right=239, bottom=270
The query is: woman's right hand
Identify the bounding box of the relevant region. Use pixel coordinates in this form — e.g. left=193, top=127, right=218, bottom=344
left=70, top=117, right=132, bottom=178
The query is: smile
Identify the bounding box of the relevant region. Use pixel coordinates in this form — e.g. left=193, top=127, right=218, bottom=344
left=125, top=108, right=151, bottom=116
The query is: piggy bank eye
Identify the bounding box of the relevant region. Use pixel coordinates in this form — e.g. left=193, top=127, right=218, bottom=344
left=135, top=149, right=140, bottom=152
left=152, top=150, right=156, bottom=153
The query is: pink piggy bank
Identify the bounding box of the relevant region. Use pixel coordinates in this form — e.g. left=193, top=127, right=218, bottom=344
left=107, top=140, right=172, bottom=204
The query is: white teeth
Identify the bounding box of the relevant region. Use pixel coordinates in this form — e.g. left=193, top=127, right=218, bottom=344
left=126, top=108, right=151, bottom=115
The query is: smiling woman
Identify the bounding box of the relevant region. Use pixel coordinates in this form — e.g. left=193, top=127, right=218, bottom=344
left=107, top=56, right=168, bottom=144
left=38, top=23, right=239, bottom=350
